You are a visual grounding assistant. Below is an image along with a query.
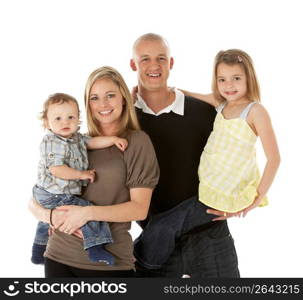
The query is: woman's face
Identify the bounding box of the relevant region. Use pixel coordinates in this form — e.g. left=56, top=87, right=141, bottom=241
left=89, top=78, right=124, bottom=134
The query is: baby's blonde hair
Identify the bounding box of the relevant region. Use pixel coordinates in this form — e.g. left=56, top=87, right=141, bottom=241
left=211, top=49, right=260, bottom=103
left=40, top=93, right=80, bottom=128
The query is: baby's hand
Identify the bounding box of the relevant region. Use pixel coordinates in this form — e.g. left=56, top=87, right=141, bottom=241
left=114, top=138, right=128, bottom=152
left=80, top=169, right=96, bottom=183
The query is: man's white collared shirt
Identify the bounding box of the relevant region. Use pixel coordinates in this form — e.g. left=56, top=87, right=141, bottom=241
left=135, top=88, right=185, bottom=116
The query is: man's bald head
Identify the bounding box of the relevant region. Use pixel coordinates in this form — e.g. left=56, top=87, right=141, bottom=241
left=132, top=33, right=170, bottom=58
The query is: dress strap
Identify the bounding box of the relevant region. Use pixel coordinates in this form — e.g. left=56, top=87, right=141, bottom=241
left=216, top=101, right=227, bottom=113
left=239, top=102, right=257, bottom=119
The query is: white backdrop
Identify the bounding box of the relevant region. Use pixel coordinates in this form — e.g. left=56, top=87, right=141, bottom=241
left=0, top=0, right=302, bottom=277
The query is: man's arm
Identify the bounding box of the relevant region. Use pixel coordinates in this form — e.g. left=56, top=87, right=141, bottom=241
left=180, top=89, right=218, bottom=107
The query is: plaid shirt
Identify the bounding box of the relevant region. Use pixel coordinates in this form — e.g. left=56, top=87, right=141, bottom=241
left=37, top=130, right=90, bottom=195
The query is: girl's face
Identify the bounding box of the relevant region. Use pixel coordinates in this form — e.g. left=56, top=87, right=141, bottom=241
left=217, top=63, right=248, bottom=102
left=89, top=78, right=124, bottom=135
left=46, top=101, right=79, bottom=138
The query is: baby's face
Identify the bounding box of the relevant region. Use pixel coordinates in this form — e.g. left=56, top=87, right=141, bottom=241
left=46, top=101, right=79, bottom=138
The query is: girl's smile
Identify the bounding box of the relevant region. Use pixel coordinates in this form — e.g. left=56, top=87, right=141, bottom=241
left=217, top=63, right=248, bottom=103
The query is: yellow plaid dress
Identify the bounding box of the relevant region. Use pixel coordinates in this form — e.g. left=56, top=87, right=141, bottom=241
left=198, top=102, right=268, bottom=212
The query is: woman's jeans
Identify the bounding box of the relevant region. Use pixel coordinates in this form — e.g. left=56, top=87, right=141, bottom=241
left=45, top=258, right=135, bottom=278
left=33, top=185, right=113, bottom=249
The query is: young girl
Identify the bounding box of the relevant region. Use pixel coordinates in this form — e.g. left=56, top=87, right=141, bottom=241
left=31, top=93, right=128, bottom=265
left=186, top=49, right=280, bottom=218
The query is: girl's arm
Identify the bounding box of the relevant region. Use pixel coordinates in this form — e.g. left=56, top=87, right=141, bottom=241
left=243, top=104, right=281, bottom=216
left=87, top=136, right=128, bottom=151
left=180, top=89, right=219, bottom=107
left=53, top=187, right=153, bottom=234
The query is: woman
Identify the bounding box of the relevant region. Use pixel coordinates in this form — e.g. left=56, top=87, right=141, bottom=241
left=29, top=66, right=159, bottom=277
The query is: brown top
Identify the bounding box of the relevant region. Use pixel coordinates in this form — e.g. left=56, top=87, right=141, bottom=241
left=45, top=130, right=159, bottom=270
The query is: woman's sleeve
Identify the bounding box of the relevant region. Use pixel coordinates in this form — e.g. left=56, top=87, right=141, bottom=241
left=124, top=131, right=160, bottom=189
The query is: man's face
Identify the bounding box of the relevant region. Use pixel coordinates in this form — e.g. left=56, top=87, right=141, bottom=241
left=131, top=39, right=174, bottom=91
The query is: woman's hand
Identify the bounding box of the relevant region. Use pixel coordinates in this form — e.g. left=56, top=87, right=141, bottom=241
left=55, top=205, right=90, bottom=235
left=72, top=229, right=84, bottom=239
left=51, top=207, right=68, bottom=228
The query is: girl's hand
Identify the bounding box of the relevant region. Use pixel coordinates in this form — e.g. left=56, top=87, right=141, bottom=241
left=55, top=205, right=90, bottom=235
left=206, top=209, right=242, bottom=221
left=114, top=138, right=128, bottom=152
left=240, top=195, right=264, bottom=217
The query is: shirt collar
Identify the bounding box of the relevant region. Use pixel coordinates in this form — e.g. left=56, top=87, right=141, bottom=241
left=135, top=88, right=185, bottom=116
left=46, top=129, right=79, bottom=143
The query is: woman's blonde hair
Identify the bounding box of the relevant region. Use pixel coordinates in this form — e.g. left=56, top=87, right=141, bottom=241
left=84, top=66, right=140, bottom=137
left=40, top=93, right=80, bottom=128
left=211, top=49, right=260, bottom=103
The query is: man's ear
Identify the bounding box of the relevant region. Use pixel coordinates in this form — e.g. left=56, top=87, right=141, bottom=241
left=169, top=57, right=174, bottom=70
left=130, top=59, right=137, bottom=71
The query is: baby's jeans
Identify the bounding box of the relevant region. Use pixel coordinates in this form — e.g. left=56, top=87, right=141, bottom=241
left=32, top=185, right=113, bottom=249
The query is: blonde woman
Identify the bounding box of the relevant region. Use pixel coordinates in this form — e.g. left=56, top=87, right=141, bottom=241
left=29, top=66, right=159, bottom=277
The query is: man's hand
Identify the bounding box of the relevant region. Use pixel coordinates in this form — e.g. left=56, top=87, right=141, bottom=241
left=206, top=209, right=242, bottom=221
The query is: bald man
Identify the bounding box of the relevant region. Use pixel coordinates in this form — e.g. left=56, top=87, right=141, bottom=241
left=130, top=33, right=240, bottom=278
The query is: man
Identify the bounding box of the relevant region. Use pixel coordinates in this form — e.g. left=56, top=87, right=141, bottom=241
left=130, top=33, right=240, bottom=277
